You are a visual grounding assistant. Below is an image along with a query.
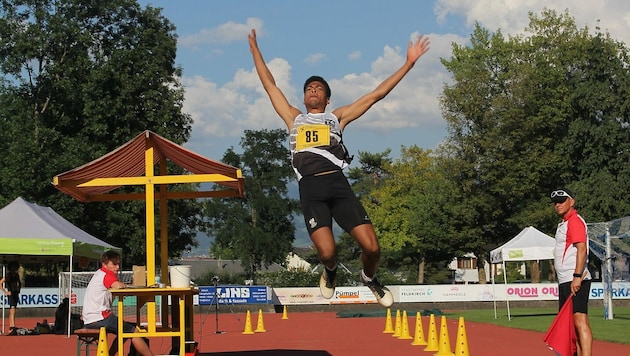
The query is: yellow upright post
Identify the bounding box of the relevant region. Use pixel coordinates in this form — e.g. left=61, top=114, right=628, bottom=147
left=159, top=159, right=169, bottom=326
left=144, top=146, right=157, bottom=333
left=117, top=298, right=124, bottom=355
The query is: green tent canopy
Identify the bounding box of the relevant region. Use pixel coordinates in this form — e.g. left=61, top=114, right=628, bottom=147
left=0, top=197, right=118, bottom=262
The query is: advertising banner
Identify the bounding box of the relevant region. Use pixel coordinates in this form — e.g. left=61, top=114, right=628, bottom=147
left=198, top=286, right=269, bottom=305
left=273, top=286, right=379, bottom=305
left=328, top=286, right=378, bottom=304
left=272, top=287, right=327, bottom=305
left=398, top=282, right=630, bottom=303
left=6, top=282, right=629, bottom=308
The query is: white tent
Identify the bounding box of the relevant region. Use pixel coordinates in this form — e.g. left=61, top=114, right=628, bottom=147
left=490, top=226, right=556, bottom=320
left=0, top=197, right=118, bottom=335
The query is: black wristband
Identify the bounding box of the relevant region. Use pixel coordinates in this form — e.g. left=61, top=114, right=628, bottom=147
left=573, top=273, right=582, bottom=278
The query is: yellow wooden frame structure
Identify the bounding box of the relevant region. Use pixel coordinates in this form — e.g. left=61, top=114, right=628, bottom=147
left=110, top=287, right=196, bottom=355
left=53, top=130, right=245, bottom=355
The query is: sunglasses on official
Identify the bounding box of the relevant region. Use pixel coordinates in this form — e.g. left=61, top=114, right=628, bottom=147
left=550, top=190, right=571, bottom=198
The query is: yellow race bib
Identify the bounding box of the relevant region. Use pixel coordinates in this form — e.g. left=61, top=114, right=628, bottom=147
left=296, top=124, right=330, bottom=150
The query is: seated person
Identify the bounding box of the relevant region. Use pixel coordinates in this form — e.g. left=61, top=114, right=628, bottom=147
left=83, top=251, right=153, bottom=356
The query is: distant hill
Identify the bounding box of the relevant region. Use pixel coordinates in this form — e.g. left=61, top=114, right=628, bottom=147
left=185, top=219, right=314, bottom=257
left=187, top=174, right=347, bottom=257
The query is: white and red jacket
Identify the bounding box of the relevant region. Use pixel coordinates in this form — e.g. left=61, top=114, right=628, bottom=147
left=554, top=209, right=592, bottom=284
left=82, top=267, right=118, bottom=324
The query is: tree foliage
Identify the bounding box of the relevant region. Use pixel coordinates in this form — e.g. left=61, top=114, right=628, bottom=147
left=440, top=9, right=630, bottom=251
left=340, top=9, right=630, bottom=284
left=205, top=129, right=299, bottom=281
left=353, top=146, right=479, bottom=283
left=0, top=0, right=200, bottom=264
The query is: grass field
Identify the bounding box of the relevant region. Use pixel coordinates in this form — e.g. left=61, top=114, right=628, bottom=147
left=450, top=306, right=630, bottom=345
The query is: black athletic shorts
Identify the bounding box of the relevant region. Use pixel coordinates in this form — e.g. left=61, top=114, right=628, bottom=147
left=298, top=170, right=371, bottom=235
left=8, top=292, right=19, bottom=307
left=559, top=279, right=591, bottom=314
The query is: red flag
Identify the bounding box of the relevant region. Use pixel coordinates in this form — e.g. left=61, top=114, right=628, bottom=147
left=543, top=295, right=577, bottom=356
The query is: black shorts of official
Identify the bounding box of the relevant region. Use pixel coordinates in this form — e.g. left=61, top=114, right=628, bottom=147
left=8, top=292, right=19, bottom=308
left=298, top=170, right=371, bottom=236
left=85, top=314, right=137, bottom=334
left=559, top=279, right=591, bottom=314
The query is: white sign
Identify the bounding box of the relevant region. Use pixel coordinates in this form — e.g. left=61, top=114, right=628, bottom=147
left=5, top=282, right=629, bottom=308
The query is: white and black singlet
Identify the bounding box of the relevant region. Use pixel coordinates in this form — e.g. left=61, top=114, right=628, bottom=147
left=289, top=112, right=352, bottom=180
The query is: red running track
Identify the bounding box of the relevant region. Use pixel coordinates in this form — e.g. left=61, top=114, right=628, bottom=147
left=2, top=311, right=629, bottom=355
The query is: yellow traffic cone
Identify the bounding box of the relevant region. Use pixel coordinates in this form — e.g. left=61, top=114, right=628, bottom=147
left=255, top=309, right=266, bottom=332
left=434, top=315, right=454, bottom=356
left=282, top=305, right=289, bottom=320
left=398, top=310, right=412, bottom=340
left=96, top=327, right=109, bottom=355
left=383, top=308, right=394, bottom=333
left=454, top=317, right=470, bottom=356
left=411, top=312, right=427, bottom=346
left=392, top=309, right=401, bottom=337
left=242, top=310, right=254, bottom=334
left=423, top=314, right=439, bottom=352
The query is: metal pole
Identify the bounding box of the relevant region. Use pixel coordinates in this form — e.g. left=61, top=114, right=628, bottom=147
left=604, top=225, right=614, bottom=320
left=2, top=264, right=5, bottom=334
left=213, top=277, right=224, bottom=334
left=491, top=258, right=497, bottom=319
left=67, top=255, right=73, bottom=337
left=503, top=261, right=511, bottom=320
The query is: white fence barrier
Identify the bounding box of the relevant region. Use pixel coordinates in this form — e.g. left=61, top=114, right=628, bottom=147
left=4, top=281, right=629, bottom=308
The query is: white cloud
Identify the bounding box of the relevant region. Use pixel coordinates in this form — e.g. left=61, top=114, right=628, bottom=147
left=329, top=32, right=465, bottom=132
left=434, top=0, right=630, bottom=45
left=348, top=51, right=362, bottom=61
left=183, top=57, right=294, bottom=139
left=179, top=17, right=263, bottom=47
left=304, top=53, right=326, bottom=65
left=183, top=31, right=465, bottom=141
left=180, top=0, right=630, bottom=150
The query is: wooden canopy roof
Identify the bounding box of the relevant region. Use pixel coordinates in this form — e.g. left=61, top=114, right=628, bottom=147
left=53, top=130, right=244, bottom=202
left=52, top=130, right=245, bottom=297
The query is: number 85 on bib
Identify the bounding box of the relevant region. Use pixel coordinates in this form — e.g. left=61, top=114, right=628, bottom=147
left=295, top=124, right=331, bottom=150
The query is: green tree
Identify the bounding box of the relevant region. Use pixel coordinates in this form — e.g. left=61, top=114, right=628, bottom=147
left=342, top=150, right=392, bottom=276
left=440, top=9, right=630, bottom=255
left=205, top=129, right=299, bottom=282
left=0, top=0, right=200, bottom=264
left=359, top=147, right=431, bottom=282
left=357, top=146, right=479, bottom=283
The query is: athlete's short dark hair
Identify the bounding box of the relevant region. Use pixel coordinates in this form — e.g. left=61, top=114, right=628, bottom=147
left=304, top=75, right=331, bottom=98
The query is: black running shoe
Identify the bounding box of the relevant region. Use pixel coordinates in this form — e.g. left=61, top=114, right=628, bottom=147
left=361, top=274, right=393, bottom=307
left=319, top=268, right=337, bottom=299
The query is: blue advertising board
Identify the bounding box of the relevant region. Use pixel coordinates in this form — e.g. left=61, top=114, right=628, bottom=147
left=198, top=286, right=269, bottom=305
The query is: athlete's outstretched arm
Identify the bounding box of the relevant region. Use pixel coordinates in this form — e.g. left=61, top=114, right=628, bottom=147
left=249, top=29, right=301, bottom=129
left=334, top=35, right=430, bottom=129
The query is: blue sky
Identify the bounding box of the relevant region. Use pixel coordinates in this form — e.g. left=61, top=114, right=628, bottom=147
left=134, top=1, right=630, bottom=249
left=135, top=0, right=630, bottom=165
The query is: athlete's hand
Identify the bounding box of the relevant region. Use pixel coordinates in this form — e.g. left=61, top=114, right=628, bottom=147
left=248, top=29, right=259, bottom=52
left=406, top=35, right=430, bottom=66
